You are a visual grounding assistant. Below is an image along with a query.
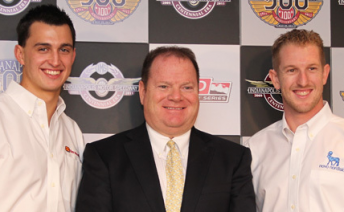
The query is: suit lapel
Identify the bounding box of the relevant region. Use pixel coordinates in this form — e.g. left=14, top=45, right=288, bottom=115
left=124, top=124, right=166, bottom=212
left=181, top=128, right=215, bottom=212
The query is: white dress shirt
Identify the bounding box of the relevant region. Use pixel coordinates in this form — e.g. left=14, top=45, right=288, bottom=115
left=146, top=123, right=190, bottom=201
left=244, top=102, right=344, bottom=212
left=0, top=81, right=85, bottom=212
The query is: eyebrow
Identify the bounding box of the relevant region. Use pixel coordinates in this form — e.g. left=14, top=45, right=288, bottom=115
left=282, top=63, right=320, bottom=68
left=34, top=43, right=74, bottom=48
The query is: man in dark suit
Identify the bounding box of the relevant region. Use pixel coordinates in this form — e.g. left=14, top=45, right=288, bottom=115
left=76, top=46, right=255, bottom=212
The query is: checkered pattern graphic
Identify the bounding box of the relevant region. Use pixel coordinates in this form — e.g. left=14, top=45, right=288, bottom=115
left=0, top=1, right=343, bottom=144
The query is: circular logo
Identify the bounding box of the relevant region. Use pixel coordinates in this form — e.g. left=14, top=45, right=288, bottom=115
left=66, top=0, right=141, bottom=24
left=249, top=0, right=323, bottom=28
left=263, top=74, right=283, bottom=111
left=79, top=62, right=125, bottom=109
left=0, top=0, right=38, bottom=16
left=171, top=1, right=216, bottom=19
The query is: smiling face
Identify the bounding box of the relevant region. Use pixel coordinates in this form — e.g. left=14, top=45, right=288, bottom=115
left=139, top=54, right=200, bottom=138
left=15, top=21, right=75, bottom=98
left=269, top=43, right=330, bottom=118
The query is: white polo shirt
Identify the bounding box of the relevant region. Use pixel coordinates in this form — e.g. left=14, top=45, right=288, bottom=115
left=245, top=102, right=344, bottom=212
left=0, top=81, right=85, bottom=212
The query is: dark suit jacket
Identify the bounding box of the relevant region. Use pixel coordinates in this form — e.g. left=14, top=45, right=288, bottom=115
left=76, top=124, right=255, bottom=212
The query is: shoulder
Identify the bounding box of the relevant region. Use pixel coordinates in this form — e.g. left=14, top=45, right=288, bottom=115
left=0, top=92, right=13, bottom=108
left=192, top=128, right=249, bottom=155
left=244, top=120, right=282, bottom=147
left=328, top=113, right=344, bottom=131
left=86, top=125, right=144, bottom=151
left=0, top=93, right=21, bottom=119
left=60, top=113, right=83, bottom=135
left=83, top=125, right=146, bottom=163
left=330, top=113, right=344, bottom=126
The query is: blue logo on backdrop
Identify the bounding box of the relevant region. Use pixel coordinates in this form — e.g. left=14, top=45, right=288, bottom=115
left=0, top=59, right=22, bottom=93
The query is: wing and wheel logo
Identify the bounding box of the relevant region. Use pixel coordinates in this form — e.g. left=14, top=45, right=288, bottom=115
left=246, top=74, right=283, bottom=111
left=249, top=0, right=323, bottom=28
left=158, top=0, right=230, bottom=19
left=66, top=0, right=141, bottom=24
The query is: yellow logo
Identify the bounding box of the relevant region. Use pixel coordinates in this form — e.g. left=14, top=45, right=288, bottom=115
left=67, top=0, right=141, bottom=25
left=249, top=0, right=323, bottom=28
left=340, top=91, right=344, bottom=101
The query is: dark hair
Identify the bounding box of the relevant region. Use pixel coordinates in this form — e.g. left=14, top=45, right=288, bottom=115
left=141, top=46, right=199, bottom=87
left=272, top=29, right=325, bottom=70
left=16, top=4, right=76, bottom=47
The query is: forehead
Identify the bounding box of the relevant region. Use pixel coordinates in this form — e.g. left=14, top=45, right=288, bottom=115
left=278, top=43, right=321, bottom=64
left=279, top=43, right=320, bottom=56
left=149, top=55, right=197, bottom=80
left=27, top=22, right=73, bottom=43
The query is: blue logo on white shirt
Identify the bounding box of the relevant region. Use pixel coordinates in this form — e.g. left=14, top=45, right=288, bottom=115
left=327, top=151, right=340, bottom=166
left=319, top=151, right=344, bottom=172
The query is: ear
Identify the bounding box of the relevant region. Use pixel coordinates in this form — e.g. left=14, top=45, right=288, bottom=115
left=322, top=64, right=330, bottom=85
left=72, top=48, right=76, bottom=64
left=269, top=69, right=281, bottom=90
left=139, top=80, right=145, bottom=105
left=14, top=45, right=25, bottom=65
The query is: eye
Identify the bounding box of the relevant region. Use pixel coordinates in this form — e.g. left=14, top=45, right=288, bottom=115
left=38, top=47, right=47, bottom=52
left=158, top=85, right=168, bottom=89
left=287, top=69, right=295, bottom=73
left=184, top=86, right=193, bottom=90
left=309, top=67, right=316, bottom=71
left=60, top=48, right=71, bottom=53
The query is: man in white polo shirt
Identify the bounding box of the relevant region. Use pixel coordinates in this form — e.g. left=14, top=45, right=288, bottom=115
left=0, top=5, right=84, bottom=212
left=245, top=29, right=344, bottom=212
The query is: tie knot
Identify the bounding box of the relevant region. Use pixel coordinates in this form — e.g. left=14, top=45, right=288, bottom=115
left=167, top=140, right=175, bottom=149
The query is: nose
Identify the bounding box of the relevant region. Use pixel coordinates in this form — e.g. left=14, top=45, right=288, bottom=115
left=49, top=51, right=61, bottom=67
left=168, top=88, right=183, bottom=101
left=297, top=70, right=309, bottom=87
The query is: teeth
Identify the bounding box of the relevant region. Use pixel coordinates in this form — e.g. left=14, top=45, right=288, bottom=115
left=44, top=70, right=60, bottom=75
left=165, top=107, right=183, bottom=110
left=296, top=91, right=309, bottom=96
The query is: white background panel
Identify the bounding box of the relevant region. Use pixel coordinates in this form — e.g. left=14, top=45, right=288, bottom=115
left=149, top=44, right=241, bottom=135
left=83, top=133, right=113, bottom=144
left=58, top=1, right=148, bottom=43
left=241, top=136, right=250, bottom=146
left=241, top=0, right=330, bottom=46
left=0, top=41, right=16, bottom=58
left=331, top=48, right=344, bottom=118
left=0, top=41, right=20, bottom=93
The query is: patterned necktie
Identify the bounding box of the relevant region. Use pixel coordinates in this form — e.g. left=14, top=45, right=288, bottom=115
left=165, top=140, right=185, bottom=212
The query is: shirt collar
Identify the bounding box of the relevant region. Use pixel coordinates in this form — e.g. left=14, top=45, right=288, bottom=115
left=305, top=101, right=332, bottom=140
left=146, top=123, right=190, bottom=159
left=281, top=114, right=294, bottom=143
left=281, top=101, right=332, bottom=142
left=5, top=81, right=66, bottom=117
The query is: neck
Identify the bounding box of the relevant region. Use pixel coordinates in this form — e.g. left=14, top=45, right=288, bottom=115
left=43, top=94, right=59, bottom=126
left=284, top=101, right=324, bottom=133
